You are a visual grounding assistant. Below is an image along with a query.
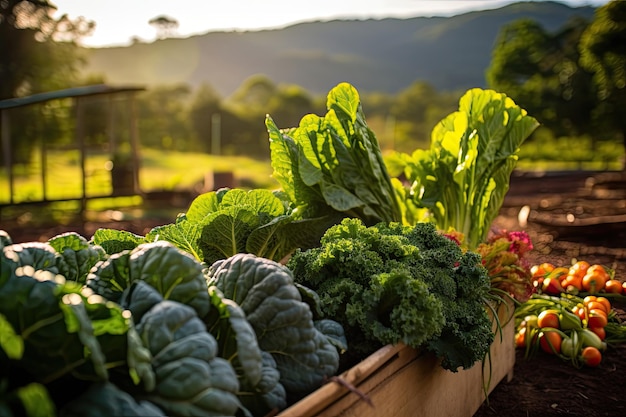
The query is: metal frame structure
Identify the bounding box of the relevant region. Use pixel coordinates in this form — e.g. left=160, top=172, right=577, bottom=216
left=0, top=84, right=145, bottom=211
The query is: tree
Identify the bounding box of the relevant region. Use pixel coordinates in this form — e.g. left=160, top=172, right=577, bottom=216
left=137, top=84, right=192, bottom=150
left=579, top=0, right=626, bottom=168
left=486, top=17, right=596, bottom=138
left=388, top=81, right=458, bottom=152
left=149, top=15, right=179, bottom=40
left=267, top=85, right=315, bottom=128
left=0, top=0, right=94, bottom=99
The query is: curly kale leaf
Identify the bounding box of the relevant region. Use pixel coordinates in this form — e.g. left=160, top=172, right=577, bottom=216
left=87, top=241, right=210, bottom=319
left=288, top=218, right=493, bottom=371
left=48, top=232, right=107, bottom=284
left=207, top=253, right=343, bottom=399
left=347, top=269, right=444, bottom=348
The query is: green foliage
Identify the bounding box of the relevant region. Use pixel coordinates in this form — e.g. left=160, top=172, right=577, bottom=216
left=143, top=188, right=333, bottom=265
left=0, top=0, right=93, bottom=99
left=579, top=0, right=626, bottom=163
left=287, top=218, right=494, bottom=371
left=207, top=253, right=344, bottom=400
left=1, top=227, right=347, bottom=416
left=48, top=232, right=107, bottom=284
left=266, top=82, right=403, bottom=227
left=393, top=88, right=539, bottom=249
left=486, top=17, right=596, bottom=138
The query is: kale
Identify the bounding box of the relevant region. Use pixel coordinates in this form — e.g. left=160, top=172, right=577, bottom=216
left=287, top=218, right=494, bottom=371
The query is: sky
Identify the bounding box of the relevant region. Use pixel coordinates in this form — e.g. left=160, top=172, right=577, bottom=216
left=51, top=0, right=610, bottom=48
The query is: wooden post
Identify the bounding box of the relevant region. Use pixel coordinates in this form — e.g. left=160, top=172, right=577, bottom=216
left=128, top=92, right=141, bottom=194
left=75, top=97, right=87, bottom=214
left=1, top=109, right=13, bottom=205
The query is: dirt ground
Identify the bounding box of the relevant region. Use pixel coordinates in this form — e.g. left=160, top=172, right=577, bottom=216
left=475, top=170, right=626, bottom=417
left=2, top=170, right=626, bottom=417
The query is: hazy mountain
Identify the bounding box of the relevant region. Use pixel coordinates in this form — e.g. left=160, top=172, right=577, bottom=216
left=82, top=1, right=596, bottom=96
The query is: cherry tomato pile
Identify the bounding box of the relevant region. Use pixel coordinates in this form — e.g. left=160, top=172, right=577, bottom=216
left=515, top=290, right=626, bottom=368
left=531, top=261, right=626, bottom=297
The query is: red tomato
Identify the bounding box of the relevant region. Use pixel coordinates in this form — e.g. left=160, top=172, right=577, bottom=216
left=623, top=282, right=626, bottom=295
left=588, top=309, right=608, bottom=329
left=537, top=310, right=560, bottom=329
left=573, top=304, right=587, bottom=321
left=581, top=346, right=602, bottom=367
left=604, top=279, right=622, bottom=294
left=539, top=330, right=562, bottom=355
left=589, top=327, right=606, bottom=341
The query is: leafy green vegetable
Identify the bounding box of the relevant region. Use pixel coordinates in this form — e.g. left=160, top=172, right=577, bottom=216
left=0, top=230, right=12, bottom=249
left=206, top=253, right=343, bottom=399
left=205, top=286, right=286, bottom=415
left=0, top=382, right=56, bottom=417
left=392, top=88, right=539, bottom=248
left=48, top=232, right=107, bottom=284
left=266, top=82, right=403, bottom=227
left=287, top=218, right=494, bottom=371
left=146, top=188, right=331, bottom=265
left=91, top=228, right=146, bottom=255
left=135, top=300, right=242, bottom=417
left=86, top=241, right=210, bottom=319
left=2, top=242, right=60, bottom=274
left=60, top=382, right=165, bottom=417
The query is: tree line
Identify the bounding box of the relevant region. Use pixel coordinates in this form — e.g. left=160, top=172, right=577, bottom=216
left=1, top=0, right=625, bottom=167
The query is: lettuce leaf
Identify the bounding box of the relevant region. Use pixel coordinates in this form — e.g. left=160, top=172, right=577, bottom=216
left=396, top=88, right=539, bottom=248
left=266, top=82, right=403, bottom=227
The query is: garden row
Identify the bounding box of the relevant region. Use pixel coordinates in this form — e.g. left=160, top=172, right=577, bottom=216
left=4, top=83, right=623, bottom=417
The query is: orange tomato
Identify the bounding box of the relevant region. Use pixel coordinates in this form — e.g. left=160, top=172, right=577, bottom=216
left=604, top=279, right=622, bottom=294
left=581, top=346, right=602, bottom=367
left=588, top=309, right=608, bottom=329
left=595, top=296, right=612, bottom=313
left=589, top=326, right=606, bottom=341
left=515, top=327, right=527, bottom=348
left=569, top=260, right=590, bottom=279
left=585, top=301, right=609, bottom=316
left=531, top=262, right=555, bottom=278
left=539, top=330, right=562, bottom=354
left=537, top=310, right=560, bottom=329
left=563, top=274, right=583, bottom=291
left=582, top=267, right=609, bottom=293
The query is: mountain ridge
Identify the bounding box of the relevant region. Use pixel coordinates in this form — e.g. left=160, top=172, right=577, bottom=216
left=82, top=1, right=596, bottom=96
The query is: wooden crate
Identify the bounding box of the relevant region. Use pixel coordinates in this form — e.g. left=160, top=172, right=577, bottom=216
left=278, top=303, right=515, bottom=417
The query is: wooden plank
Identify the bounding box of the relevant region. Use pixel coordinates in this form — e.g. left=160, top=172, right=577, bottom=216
left=278, top=302, right=515, bottom=417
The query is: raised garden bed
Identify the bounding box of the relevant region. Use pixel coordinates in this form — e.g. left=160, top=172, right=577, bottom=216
left=279, top=303, right=515, bottom=417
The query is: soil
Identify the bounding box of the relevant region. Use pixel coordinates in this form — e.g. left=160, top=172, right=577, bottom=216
left=2, top=170, right=626, bottom=417
left=475, top=170, right=626, bottom=417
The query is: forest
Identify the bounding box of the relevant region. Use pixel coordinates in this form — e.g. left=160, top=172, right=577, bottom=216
left=1, top=0, right=625, bottom=170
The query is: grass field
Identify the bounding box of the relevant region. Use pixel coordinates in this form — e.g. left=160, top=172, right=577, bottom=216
left=0, top=148, right=276, bottom=205
left=1, top=138, right=623, bottom=227
left=0, top=149, right=276, bottom=225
